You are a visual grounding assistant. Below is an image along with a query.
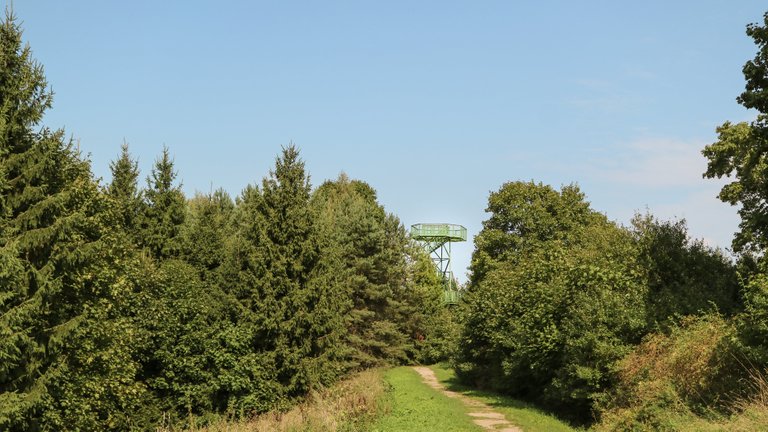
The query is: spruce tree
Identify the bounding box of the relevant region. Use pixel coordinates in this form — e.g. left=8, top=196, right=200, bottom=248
left=140, top=146, right=186, bottom=260
left=0, top=12, right=149, bottom=429
left=107, top=141, right=141, bottom=236
left=259, top=145, right=340, bottom=393
left=312, top=175, right=437, bottom=368
left=222, top=145, right=345, bottom=410
left=217, top=183, right=284, bottom=413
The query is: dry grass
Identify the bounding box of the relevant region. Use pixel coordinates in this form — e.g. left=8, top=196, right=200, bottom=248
left=595, top=315, right=768, bottom=431
left=170, top=369, right=385, bottom=432
left=594, top=315, right=736, bottom=431
left=721, top=369, right=768, bottom=432
left=615, top=315, right=731, bottom=406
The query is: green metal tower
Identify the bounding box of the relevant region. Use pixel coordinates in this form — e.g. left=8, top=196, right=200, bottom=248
left=410, top=223, right=467, bottom=304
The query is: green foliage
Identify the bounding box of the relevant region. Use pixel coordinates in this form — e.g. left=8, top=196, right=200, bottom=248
left=632, top=213, right=740, bottom=327
left=313, top=174, right=398, bottom=368
left=738, top=13, right=768, bottom=115
left=699, top=13, right=768, bottom=419
left=139, top=146, right=186, bottom=260
left=220, top=145, right=347, bottom=412
left=458, top=181, right=646, bottom=422
left=702, top=121, right=764, bottom=254
left=180, top=189, right=234, bottom=279
left=469, top=181, right=592, bottom=287
left=596, top=315, right=743, bottom=431
left=0, top=12, right=143, bottom=430
left=312, top=174, right=446, bottom=368
left=107, top=141, right=142, bottom=235
left=41, top=307, right=154, bottom=431
left=457, top=181, right=747, bottom=423
left=735, top=270, right=768, bottom=366
left=407, top=246, right=458, bottom=364
left=1, top=14, right=357, bottom=429
left=0, top=12, right=51, bottom=149
left=133, top=259, right=256, bottom=423
left=702, top=12, right=768, bottom=255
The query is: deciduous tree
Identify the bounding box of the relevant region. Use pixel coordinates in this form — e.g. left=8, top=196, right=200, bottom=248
left=703, top=12, right=768, bottom=254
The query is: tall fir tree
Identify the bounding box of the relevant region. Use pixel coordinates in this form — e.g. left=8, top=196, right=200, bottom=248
left=107, top=141, right=141, bottom=236
left=222, top=145, right=346, bottom=411
left=312, top=174, right=441, bottom=368
left=140, top=146, right=186, bottom=260
left=180, top=188, right=234, bottom=280
left=0, top=12, right=149, bottom=429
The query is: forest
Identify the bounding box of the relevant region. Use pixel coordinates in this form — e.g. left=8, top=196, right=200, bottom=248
left=2, top=9, right=768, bottom=431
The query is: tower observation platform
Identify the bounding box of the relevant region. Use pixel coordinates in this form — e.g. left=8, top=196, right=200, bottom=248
left=411, top=223, right=467, bottom=304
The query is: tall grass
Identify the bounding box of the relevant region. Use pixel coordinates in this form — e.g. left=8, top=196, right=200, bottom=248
left=724, top=369, right=768, bottom=431
left=595, top=314, right=768, bottom=431
left=163, top=369, right=384, bottom=432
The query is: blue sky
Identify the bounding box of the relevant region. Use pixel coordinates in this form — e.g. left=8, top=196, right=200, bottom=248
left=8, top=1, right=767, bottom=281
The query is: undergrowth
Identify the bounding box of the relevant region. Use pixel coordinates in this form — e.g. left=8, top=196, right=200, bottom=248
left=163, top=368, right=384, bottom=432
left=595, top=314, right=768, bottom=431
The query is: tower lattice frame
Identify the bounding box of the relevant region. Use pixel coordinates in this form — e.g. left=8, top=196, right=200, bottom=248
left=411, top=223, right=467, bottom=304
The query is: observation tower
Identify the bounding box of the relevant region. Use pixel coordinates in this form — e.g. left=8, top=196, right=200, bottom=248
left=410, top=223, right=467, bottom=304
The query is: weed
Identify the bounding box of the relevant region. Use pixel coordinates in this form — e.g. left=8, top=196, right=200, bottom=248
left=160, top=369, right=384, bottom=432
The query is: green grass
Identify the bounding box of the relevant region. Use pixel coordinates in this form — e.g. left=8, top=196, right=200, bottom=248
left=430, top=364, right=579, bottom=432
left=370, top=367, right=483, bottom=432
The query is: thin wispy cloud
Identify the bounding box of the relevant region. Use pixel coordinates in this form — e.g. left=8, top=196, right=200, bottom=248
left=590, top=138, right=709, bottom=188
left=652, top=188, right=739, bottom=250
left=582, top=136, right=739, bottom=252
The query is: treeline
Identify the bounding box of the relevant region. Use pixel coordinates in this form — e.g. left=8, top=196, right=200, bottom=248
left=454, top=182, right=741, bottom=424
left=7, top=6, right=768, bottom=431
left=0, top=14, right=450, bottom=430
left=453, top=11, right=768, bottom=429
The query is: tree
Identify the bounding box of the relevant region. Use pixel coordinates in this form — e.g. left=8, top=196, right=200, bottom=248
left=468, top=181, right=593, bottom=288
left=180, top=188, right=234, bottom=279
left=220, top=145, right=346, bottom=413
left=107, top=141, right=141, bottom=235
left=140, top=146, right=186, bottom=260
left=312, top=174, right=445, bottom=368
left=631, top=213, right=740, bottom=327
left=132, top=258, right=245, bottom=424
left=457, top=181, right=646, bottom=422
left=0, top=12, right=149, bottom=429
left=405, top=243, right=455, bottom=364
left=313, top=175, right=404, bottom=367
left=253, top=145, right=346, bottom=395
left=701, top=12, right=768, bottom=382
left=703, top=12, right=768, bottom=254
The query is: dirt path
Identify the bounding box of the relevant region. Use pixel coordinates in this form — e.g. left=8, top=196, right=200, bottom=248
left=412, top=366, right=523, bottom=432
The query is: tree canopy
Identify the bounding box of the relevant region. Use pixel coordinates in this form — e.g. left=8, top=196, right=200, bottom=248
left=703, top=12, right=768, bottom=254
left=2, top=8, right=767, bottom=431
left=0, top=14, right=449, bottom=429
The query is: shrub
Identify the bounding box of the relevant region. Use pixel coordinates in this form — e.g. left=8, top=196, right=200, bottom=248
left=457, top=182, right=647, bottom=422
left=596, top=315, right=743, bottom=430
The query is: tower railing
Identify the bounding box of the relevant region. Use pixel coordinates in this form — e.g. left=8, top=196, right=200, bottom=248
left=410, top=223, right=467, bottom=305
left=410, top=223, right=467, bottom=241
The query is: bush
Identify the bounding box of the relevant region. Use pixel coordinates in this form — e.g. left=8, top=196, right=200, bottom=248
left=457, top=182, right=647, bottom=422
left=737, top=272, right=768, bottom=365
left=596, top=315, right=743, bottom=430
